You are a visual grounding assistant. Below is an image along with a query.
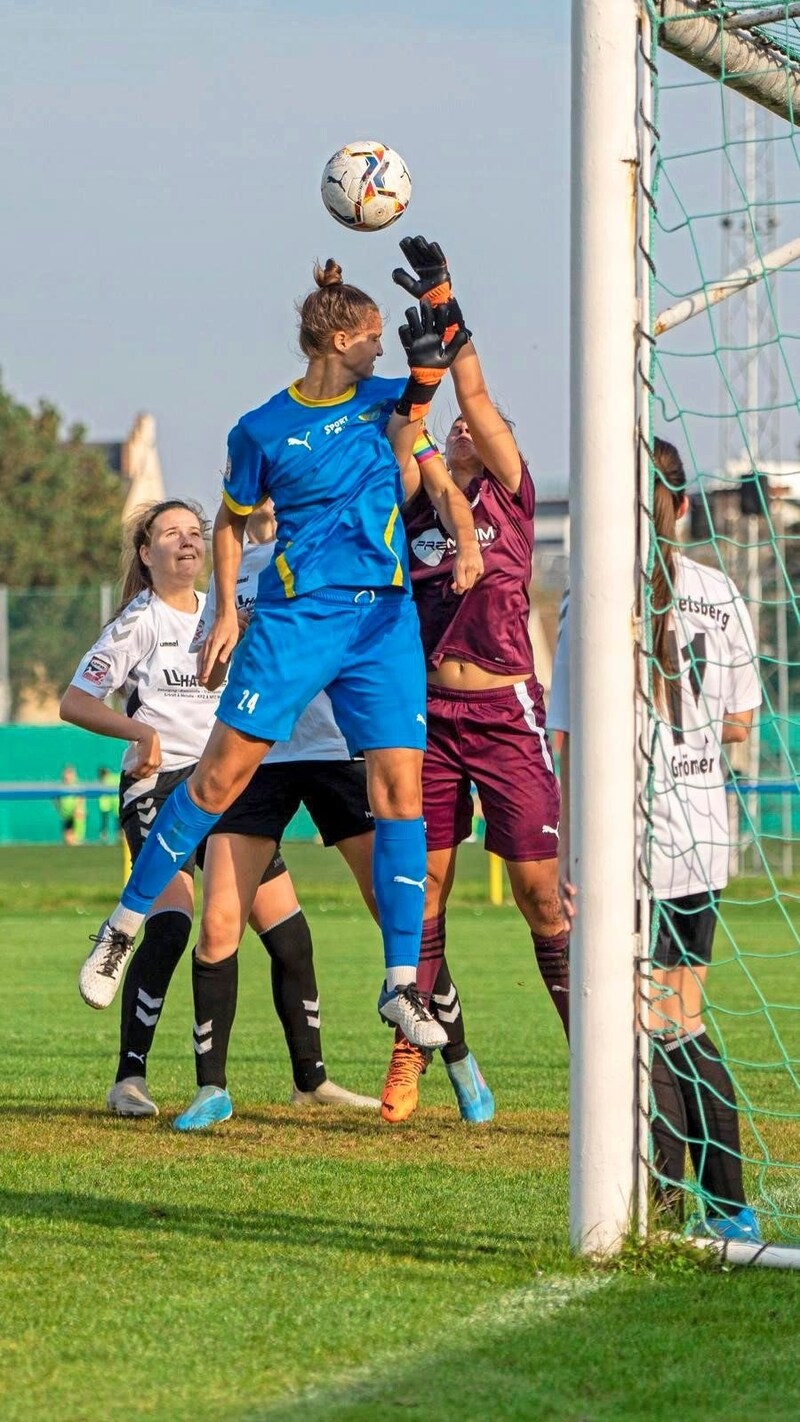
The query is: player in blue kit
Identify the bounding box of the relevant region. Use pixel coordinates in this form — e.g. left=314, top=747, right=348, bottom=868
left=81, top=253, right=481, bottom=1068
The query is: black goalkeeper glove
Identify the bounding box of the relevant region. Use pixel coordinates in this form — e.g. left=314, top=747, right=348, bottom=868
left=395, top=303, right=468, bottom=421
left=392, top=235, right=452, bottom=307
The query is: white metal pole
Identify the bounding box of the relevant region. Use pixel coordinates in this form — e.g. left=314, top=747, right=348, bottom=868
left=654, top=236, right=800, bottom=337
left=635, top=0, right=654, bottom=1241
left=570, top=0, right=640, bottom=1256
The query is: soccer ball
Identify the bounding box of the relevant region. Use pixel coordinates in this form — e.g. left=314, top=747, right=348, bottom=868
left=320, top=140, right=411, bottom=232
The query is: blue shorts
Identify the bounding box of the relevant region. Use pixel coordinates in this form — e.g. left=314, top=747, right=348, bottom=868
left=217, top=588, right=427, bottom=753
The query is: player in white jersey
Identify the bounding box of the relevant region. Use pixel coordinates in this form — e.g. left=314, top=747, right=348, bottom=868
left=61, top=500, right=376, bottom=1119
left=548, top=438, right=762, bottom=1243
left=174, top=500, right=456, bottom=1127
left=61, top=501, right=220, bottom=1115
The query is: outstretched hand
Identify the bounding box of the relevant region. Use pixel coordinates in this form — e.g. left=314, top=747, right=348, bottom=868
left=393, top=236, right=452, bottom=306
left=398, top=302, right=468, bottom=372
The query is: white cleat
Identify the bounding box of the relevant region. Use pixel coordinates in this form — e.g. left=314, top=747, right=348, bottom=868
left=106, top=1076, right=159, bottom=1118
left=291, top=1078, right=381, bottom=1109
left=377, top=982, right=448, bottom=1050
left=79, top=919, right=135, bottom=1009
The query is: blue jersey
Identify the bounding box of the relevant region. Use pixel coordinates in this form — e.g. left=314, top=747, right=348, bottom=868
left=222, top=376, right=409, bottom=601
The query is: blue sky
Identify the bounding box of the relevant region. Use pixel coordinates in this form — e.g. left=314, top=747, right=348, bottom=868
left=2, top=0, right=571, bottom=514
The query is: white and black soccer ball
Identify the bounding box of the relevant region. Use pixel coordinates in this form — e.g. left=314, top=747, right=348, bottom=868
left=320, top=140, right=411, bottom=232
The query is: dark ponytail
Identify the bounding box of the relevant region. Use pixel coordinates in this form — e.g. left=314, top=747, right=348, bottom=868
left=650, top=438, right=686, bottom=715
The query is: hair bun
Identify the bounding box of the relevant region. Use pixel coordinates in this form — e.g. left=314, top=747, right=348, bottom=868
left=314, top=259, right=343, bottom=289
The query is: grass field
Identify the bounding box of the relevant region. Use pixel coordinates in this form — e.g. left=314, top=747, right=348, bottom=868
left=2, top=844, right=800, bottom=1421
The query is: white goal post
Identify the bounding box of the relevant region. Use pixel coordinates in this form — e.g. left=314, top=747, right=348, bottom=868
left=568, top=0, right=640, bottom=1257
left=569, top=0, right=800, bottom=1264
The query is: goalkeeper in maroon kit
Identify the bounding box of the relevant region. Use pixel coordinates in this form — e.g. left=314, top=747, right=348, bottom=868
left=380, top=238, right=568, bottom=1124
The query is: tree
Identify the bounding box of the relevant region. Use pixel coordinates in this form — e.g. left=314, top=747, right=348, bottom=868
left=0, top=375, right=125, bottom=715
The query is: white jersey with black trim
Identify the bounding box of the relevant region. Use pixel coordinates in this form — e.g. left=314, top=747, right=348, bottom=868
left=548, top=557, right=761, bottom=899
left=70, top=590, right=220, bottom=790
left=192, top=540, right=350, bottom=764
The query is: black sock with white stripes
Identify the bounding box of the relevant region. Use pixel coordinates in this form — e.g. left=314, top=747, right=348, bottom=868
left=115, top=909, right=191, bottom=1083
left=431, top=956, right=470, bottom=1067
left=259, top=911, right=326, bottom=1093
left=192, top=950, right=238, bottom=1090
left=670, top=1029, right=747, bottom=1217
left=649, top=1040, right=689, bottom=1220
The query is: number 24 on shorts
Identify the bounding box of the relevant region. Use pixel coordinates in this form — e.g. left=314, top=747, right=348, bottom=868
left=237, top=689, right=260, bottom=715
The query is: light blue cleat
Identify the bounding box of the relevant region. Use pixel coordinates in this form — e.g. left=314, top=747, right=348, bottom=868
left=173, top=1085, right=233, bottom=1132
left=445, top=1052, right=495, bottom=1124
left=704, top=1206, right=763, bottom=1244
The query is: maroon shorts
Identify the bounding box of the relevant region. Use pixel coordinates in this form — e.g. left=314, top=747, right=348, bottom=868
left=423, top=677, right=561, bottom=861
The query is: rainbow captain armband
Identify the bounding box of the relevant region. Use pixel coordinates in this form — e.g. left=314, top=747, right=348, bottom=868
left=412, top=427, right=440, bottom=465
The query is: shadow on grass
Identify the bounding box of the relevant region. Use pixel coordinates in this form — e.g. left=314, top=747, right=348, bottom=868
left=0, top=1187, right=535, bottom=1264
left=250, top=1267, right=800, bottom=1422
left=0, top=1103, right=567, bottom=1144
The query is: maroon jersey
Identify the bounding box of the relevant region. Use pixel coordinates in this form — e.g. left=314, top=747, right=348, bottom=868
left=403, top=459, right=536, bottom=675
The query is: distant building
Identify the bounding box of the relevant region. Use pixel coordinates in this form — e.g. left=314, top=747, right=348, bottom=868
left=89, top=412, right=166, bottom=517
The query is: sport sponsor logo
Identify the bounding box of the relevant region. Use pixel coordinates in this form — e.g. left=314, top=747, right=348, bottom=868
left=410, top=523, right=497, bottom=567
left=163, top=668, right=199, bottom=688
left=357, top=402, right=388, bottom=423
left=82, top=653, right=112, bottom=685
left=323, top=415, right=349, bottom=436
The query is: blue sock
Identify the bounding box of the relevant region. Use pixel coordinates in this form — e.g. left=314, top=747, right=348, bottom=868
left=372, top=817, right=426, bottom=973
left=120, top=779, right=221, bottom=914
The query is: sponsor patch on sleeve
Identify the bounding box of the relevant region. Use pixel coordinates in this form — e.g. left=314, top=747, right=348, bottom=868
left=82, top=653, right=112, bottom=686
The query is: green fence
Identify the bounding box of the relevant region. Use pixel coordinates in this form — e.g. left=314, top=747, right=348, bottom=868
left=0, top=726, right=318, bottom=845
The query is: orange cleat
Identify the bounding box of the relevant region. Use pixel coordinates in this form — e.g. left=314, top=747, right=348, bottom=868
left=380, top=1037, right=432, bottom=1124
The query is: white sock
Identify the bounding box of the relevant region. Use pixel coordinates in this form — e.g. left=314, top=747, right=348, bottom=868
left=385, top=965, right=415, bottom=992
left=109, top=905, right=145, bottom=937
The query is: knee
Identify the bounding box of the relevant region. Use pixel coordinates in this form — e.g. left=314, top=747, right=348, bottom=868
left=370, top=780, right=422, bottom=820
left=514, top=881, right=564, bottom=937
left=367, top=753, right=422, bottom=820
left=424, top=871, right=449, bottom=919
left=190, top=766, right=232, bottom=815
left=191, top=759, right=251, bottom=815
left=198, top=902, right=240, bottom=963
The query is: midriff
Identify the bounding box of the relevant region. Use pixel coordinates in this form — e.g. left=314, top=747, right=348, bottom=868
left=427, top=657, right=524, bottom=692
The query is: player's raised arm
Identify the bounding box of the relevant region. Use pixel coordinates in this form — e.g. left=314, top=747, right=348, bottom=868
left=393, top=236, right=521, bottom=492
left=386, top=288, right=467, bottom=469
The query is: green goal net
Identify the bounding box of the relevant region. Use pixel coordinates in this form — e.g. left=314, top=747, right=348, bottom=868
left=640, top=1, right=800, bottom=1248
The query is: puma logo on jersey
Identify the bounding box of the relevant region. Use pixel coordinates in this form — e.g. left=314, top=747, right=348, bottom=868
left=287, top=432, right=312, bottom=451
left=393, top=875, right=427, bottom=892
left=542, top=824, right=560, bottom=839
left=416, top=714, right=426, bottom=727
left=156, top=833, right=182, bottom=864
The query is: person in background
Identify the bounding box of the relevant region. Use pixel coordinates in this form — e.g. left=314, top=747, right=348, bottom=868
left=548, top=437, right=763, bottom=1244
left=172, top=498, right=388, bottom=1129
left=55, top=766, right=87, bottom=846
left=97, top=766, right=118, bottom=843
left=63, top=499, right=375, bottom=1118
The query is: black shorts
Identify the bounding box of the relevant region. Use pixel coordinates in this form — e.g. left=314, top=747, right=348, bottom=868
left=210, top=760, right=373, bottom=848
left=653, top=890, right=722, bottom=970
left=120, top=766, right=205, bottom=875
left=120, top=765, right=285, bottom=882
